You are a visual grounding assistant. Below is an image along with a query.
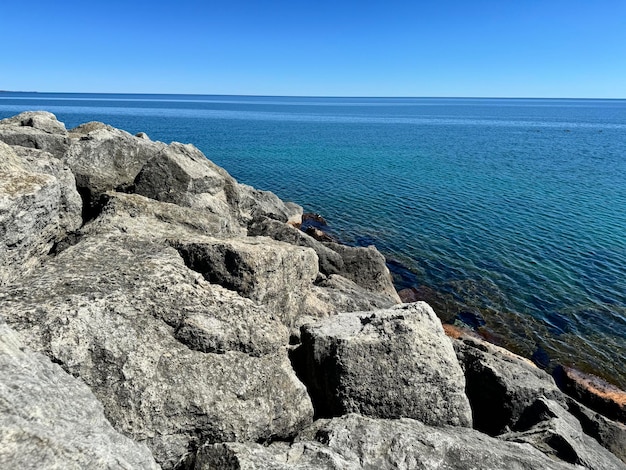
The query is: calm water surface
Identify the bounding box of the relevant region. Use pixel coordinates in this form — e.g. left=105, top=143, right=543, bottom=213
left=2, top=93, right=625, bottom=387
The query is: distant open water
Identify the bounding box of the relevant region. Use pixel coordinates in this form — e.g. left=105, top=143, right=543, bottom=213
left=2, top=93, right=625, bottom=388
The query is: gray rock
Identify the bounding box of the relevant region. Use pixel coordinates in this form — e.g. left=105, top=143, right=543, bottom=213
left=296, top=302, right=473, bottom=426
left=323, top=242, right=401, bottom=303
left=0, top=319, right=159, bottom=469
left=134, top=142, right=302, bottom=226
left=0, top=142, right=77, bottom=284
left=66, top=121, right=165, bottom=211
left=566, top=397, right=626, bottom=463
left=0, top=111, right=70, bottom=158
left=0, top=234, right=313, bottom=468
left=502, top=398, right=626, bottom=470
left=194, top=414, right=579, bottom=470
left=173, top=237, right=319, bottom=326
left=454, top=335, right=566, bottom=435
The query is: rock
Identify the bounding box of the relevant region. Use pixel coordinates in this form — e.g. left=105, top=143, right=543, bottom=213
left=173, top=237, right=319, bottom=326
left=0, top=111, right=70, bottom=158
left=248, top=217, right=345, bottom=275
left=0, top=142, right=80, bottom=285
left=296, top=302, right=473, bottom=426
left=566, top=397, right=626, bottom=464
left=66, top=121, right=165, bottom=213
left=323, top=242, right=401, bottom=303
left=502, top=398, right=626, bottom=470
left=302, top=212, right=328, bottom=226
left=0, top=234, right=313, bottom=468
left=453, top=335, right=566, bottom=435
left=134, top=142, right=302, bottom=226
left=554, top=365, right=626, bottom=424
left=0, top=319, right=159, bottom=469
left=305, top=226, right=335, bottom=242
left=194, top=414, right=579, bottom=470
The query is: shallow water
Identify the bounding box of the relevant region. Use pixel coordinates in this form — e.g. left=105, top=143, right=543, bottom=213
left=2, top=93, right=625, bottom=387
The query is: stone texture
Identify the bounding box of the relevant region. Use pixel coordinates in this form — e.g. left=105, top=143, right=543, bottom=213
left=0, top=111, right=70, bottom=158
left=323, top=242, right=401, bottom=303
left=296, top=302, right=472, bottom=426
left=0, top=141, right=80, bottom=285
left=453, top=335, right=566, bottom=435
left=66, top=121, right=165, bottom=211
left=566, top=397, right=626, bottom=464
left=194, top=414, right=579, bottom=470
left=0, top=234, right=312, bottom=468
left=0, top=319, right=159, bottom=470
left=173, top=237, right=319, bottom=326
left=502, top=398, right=626, bottom=470
left=554, top=365, right=626, bottom=424
left=134, top=142, right=301, bottom=226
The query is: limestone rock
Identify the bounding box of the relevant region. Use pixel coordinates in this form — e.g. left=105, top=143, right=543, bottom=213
left=173, top=237, right=318, bottom=326
left=454, top=335, right=566, bottom=435
left=296, top=302, right=473, bottom=426
left=66, top=121, right=165, bottom=211
left=0, top=111, right=70, bottom=158
left=0, top=142, right=73, bottom=284
left=323, top=242, right=401, bottom=303
left=0, top=235, right=313, bottom=468
left=194, top=414, right=578, bottom=470
left=502, top=398, right=626, bottom=470
left=0, top=320, right=159, bottom=469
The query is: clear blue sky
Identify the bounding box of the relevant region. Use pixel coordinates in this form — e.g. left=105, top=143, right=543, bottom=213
left=1, top=0, right=624, bottom=97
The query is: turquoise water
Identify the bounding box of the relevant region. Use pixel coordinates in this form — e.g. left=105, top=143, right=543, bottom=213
left=2, top=93, right=625, bottom=387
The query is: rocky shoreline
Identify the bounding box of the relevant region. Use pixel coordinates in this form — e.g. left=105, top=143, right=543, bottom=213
left=1, top=111, right=624, bottom=469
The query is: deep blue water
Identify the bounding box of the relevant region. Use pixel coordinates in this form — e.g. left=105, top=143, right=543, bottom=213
left=2, top=92, right=625, bottom=387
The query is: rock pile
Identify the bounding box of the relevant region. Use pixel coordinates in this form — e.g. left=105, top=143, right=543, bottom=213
left=1, top=112, right=624, bottom=469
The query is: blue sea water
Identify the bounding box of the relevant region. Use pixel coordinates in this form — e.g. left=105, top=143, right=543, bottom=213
left=2, top=92, right=625, bottom=387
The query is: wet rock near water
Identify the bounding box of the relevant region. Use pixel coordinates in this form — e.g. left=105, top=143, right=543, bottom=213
left=1, top=111, right=625, bottom=469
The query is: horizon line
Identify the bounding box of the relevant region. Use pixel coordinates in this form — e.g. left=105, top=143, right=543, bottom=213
left=1, top=90, right=625, bottom=101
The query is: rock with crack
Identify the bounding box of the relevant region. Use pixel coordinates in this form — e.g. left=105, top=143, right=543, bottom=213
left=501, top=398, right=626, bottom=470
left=65, top=121, right=166, bottom=213
left=0, top=111, right=71, bottom=159
left=134, top=141, right=302, bottom=227
left=0, top=234, right=313, bottom=469
left=0, top=141, right=81, bottom=285
left=173, top=237, right=319, bottom=326
left=0, top=319, right=159, bottom=469
left=194, top=414, right=579, bottom=470
left=296, top=302, right=473, bottom=426
left=453, top=334, right=566, bottom=435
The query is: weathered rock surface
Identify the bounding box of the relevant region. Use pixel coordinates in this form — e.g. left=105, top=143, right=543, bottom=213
left=296, top=302, right=472, bottom=426
left=453, top=334, right=566, bottom=435
left=134, top=142, right=302, bottom=226
left=194, top=414, right=579, bottom=470
left=66, top=121, right=166, bottom=212
left=0, top=319, right=159, bottom=469
left=502, top=398, right=626, bottom=470
left=0, top=141, right=80, bottom=284
left=0, top=235, right=312, bottom=468
left=0, top=111, right=71, bottom=158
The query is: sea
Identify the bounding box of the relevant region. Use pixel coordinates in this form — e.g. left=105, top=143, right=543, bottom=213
left=1, top=92, right=625, bottom=388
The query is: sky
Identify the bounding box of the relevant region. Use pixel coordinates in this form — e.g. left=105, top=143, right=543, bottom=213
left=1, top=0, right=625, bottom=98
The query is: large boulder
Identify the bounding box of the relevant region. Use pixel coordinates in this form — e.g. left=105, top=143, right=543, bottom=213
left=173, top=237, right=319, bottom=326
left=502, top=398, right=626, bottom=470
left=0, top=141, right=80, bottom=285
left=65, top=121, right=165, bottom=213
left=194, top=414, right=579, bottom=470
left=134, top=142, right=302, bottom=226
left=453, top=334, right=566, bottom=435
left=0, top=234, right=313, bottom=468
left=296, top=302, right=472, bottom=427
left=0, top=319, right=159, bottom=469
left=0, top=111, right=70, bottom=158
